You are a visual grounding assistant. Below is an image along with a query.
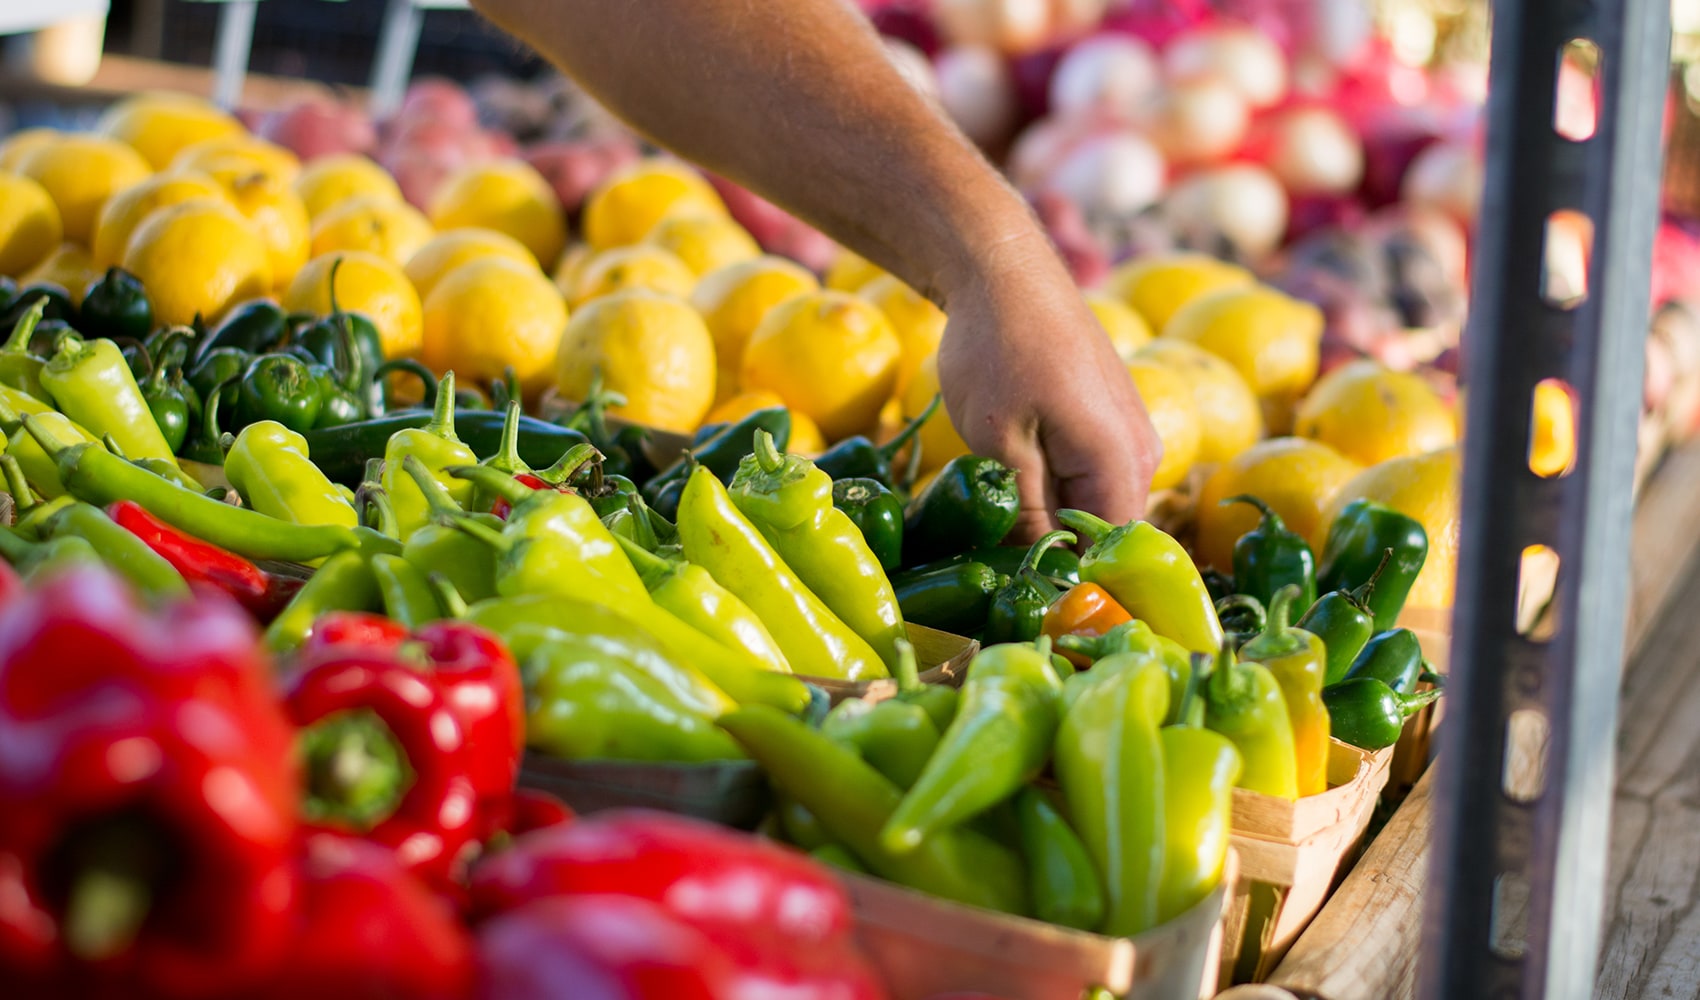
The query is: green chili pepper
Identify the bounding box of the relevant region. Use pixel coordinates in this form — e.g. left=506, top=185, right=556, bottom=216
left=983, top=531, right=1074, bottom=645
left=0, top=396, right=100, bottom=500
left=1322, top=678, right=1442, bottom=751
left=1343, top=627, right=1425, bottom=694
left=881, top=639, right=1063, bottom=853
left=822, top=641, right=942, bottom=790
left=1201, top=644, right=1299, bottom=800
left=813, top=394, right=940, bottom=493
left=1157, top=724, right=1240, bottom=922
left=1014, top=786, right=1105, bottom=932
left=383, top=373, right=477, bottom=538
left=1055, top=659, right=1168, bottom=936
left=616, top=534, right=792, bottom=672
left=1, top=283, right=72, bottom=328
left=524, top=639, right=747, bottom=763
left=808, top=844, right=867, bottom=874
left=902, top=544, right=1081, bottom=588
left=225, top=421, right=359, bottom=530
left=1297, top=566, right=1382, bottom=686
left=137, top=354, right=193, bottom=454
left=0, top=298, right=51, bottom=402
left=38, top=501, right=189, bottom=598
left=398, top=457, right=499, bottom=604
left=642, top=407, right=793, bottom=507
left=180, top=375, right=235, bottom=467
left=1060, top=509, right=1224, bottom=654
left=1225, top=494, right=1317, bottom=613
left=775, top=794, right=831, bottom=850
left=901, top=455, right=1020, bottom=566
left=263, top=550, right=382, bottom=651
left=78, top=267, right=153, bottom=343
left=1318, top=499, right=1430, bottom=632
left=720, top=704, right=1031, bottom=915
left=370, top=552, right=441, bottom=628
left=730, top=430, right=905, bottom=673
left=1239, top=586, right=1331, bottom=797
left=41, top=330, right=182, bottom=472
left=187, top=346, right=251, bottom=416
left=6, top=532, right=102, bottom=580
left=832, top=478, right=904, bottom=573
left=296, top=309, right=385, bottom=417
left=199, top=299, right=290, bottom=358
left=892, top=561, right=1004, bottom=634
left=1056, top=622, right=1196, bottom=728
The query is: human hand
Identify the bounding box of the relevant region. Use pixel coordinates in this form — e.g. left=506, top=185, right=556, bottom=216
left=936, top=232, right=1162, bottom=542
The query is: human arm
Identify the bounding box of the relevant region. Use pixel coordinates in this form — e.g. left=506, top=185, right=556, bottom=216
left=467, top=0, right=1161, bottom=531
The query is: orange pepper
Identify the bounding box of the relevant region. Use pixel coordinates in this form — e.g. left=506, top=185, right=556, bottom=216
left=1042, top=583, right=1135, bottom=667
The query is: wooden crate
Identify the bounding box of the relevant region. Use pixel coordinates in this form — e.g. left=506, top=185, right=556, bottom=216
left=805, top=624, right=978, bottom=704
left=1219, top=740, right=1394, bottom=985
left=845, top=851, right=1237, bottom=1000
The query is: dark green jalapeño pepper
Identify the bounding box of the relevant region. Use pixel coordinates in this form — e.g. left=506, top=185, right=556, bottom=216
left=832, top=477, right=904, bottom=573
left=1297, top=576, right=1379, bottom=687
left=642, top=406, right=792, bottom=506
left=821, top=642, right=943, bottom=790
left=1225, top=494, right=1317, bottom=613
left=893, top=561, right=1006, bottom=635
left=0, top=297, right=51, bottom=401
left=236, top=354, right=324, bottom=433
left=814, top=394, right=940, bottom=495
left=188, top=346, right=252, bottom=416
left=984, top=530, right=1074, bottom=645
left=903, top=543, right=1080, bottom=588
left=901, top=454, right=1020, bottom=567
left=140, top=362, right=193, bottom=454
left=1, top=283, right=73, bottom=329
left=1323, top=678, right=1442, bottom=751
left=78, top=267, right=153, bottom=344
left=1343, top=627, right=1425, bottom=694
left=199, top=299, right=290, bottom=359
left=1318, top=499, right=1429, bottom=633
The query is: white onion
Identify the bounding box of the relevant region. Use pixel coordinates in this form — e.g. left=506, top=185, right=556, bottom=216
left=1042, top=129, right=1167, bottom=218
left=935, top=45, right=1020, bottom=147
left=1401, top=140, right=1483, bottom=226
left=1048, top=34, right=1162, bottom=122
left=1269, top=106, right=1365, bottom=195
left=1163, top=23, right=1289, bottom=109
left=1151, top=76, right=1250, bottom=164
left=1009, top=112, right=1101, bottom=190
left=1162, top=163, right=1290, bottom=260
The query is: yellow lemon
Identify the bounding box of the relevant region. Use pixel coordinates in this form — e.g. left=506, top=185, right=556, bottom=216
left=15, top=135, right=152, bottom=245
left=556, top=288, right=715, bottom=433
left=859, top=274, right=946, bottom=398
left=1529, top=381, right=1575, bottom=478
left=644, top=213, right=760, bottom=276
left=284, top=251, right=423, bottom=359
left=571, top=245, right=697, bottom=307
left=96, top=93, right=243, bottom=170
left=742, top=290, right=901, bottom=442
left=428, top=160, right=566, bottom=268
left=0, top=174, right=62, bottom=276
left=1136, top=339, right=1262, bottom=465
left=582, top=159, right=726, bottom=251
left=173, top=135, right=301, bottom=187
left=1322, top=446, right=1460, bottom=610
left=0, top=128, right=60, bottom=171
left=1294, top=360, right=1458, bottom=467
left=23, top=243, right=99, bottom=306
left=1107, top=252, right=1256, bottom=331
left=1086, top=291, right=1153, bottom=362
left=552, top=244, right=595, bottom=299
left=91, top=169, right=229, bottom=269
left=1125, top=357, right=1202, bottom=492
left=690, top=255, right=818, bottom=404
left=121, top=200, right=271, bottom=326
left=704, top=390, right=826, bottom=455
left=1194, top=436, right=1362, bottom=572
left=825, top=247, right=887, bottom=292
left=309, top=194, right=435, bottom=266
left=1163, top=284, right=1323, bottom=433
left=294, top=154, right=405, bottom=220
left=901, top=352, right=969, bottom=472
left=406, top=228, right=538, bottom=301
left=422, top=256, right=567, bottom=395
left=218, top=172, right=311, bottom=292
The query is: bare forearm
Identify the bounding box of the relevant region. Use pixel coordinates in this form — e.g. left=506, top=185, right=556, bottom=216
left=467, top=0, right=1044, bottom=302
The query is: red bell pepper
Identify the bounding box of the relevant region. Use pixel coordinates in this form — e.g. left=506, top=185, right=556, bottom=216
left=487, top=788, right=576, bottom=840
left=106, top=499, right=279, bottom=619
left=489, top=473, right=553, bottom=520
left=0, top=566, right=300, bottom=999
left=282, top=645, right=481, bottom=883
left=476, top=895, right=736, bottom=1000
left=303, top=611, right=525, bottom=832
left=259, top=833, right=474, bottom=1000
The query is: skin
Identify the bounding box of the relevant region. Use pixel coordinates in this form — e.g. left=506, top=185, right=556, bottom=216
left=468, top=0, right=1161, bottom=536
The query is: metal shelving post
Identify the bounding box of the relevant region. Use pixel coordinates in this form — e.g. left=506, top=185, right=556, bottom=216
left=1422, top=0, right=1670, bottom=997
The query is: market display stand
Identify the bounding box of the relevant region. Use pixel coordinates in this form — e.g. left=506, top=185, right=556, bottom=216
left=1223, top=438, right=1700, bottom=1000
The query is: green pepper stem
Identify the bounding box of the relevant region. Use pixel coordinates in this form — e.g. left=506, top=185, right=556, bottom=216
left=301, top=709, right=411, bottom=830
left=1214, top=593, right=1266, bottom=640
left=1056, top=509, right=1114, bottom=544
left=536, top=443, right=602, bottom=487
left=4, top=298, right=45, bottom=356
left=1035, top=634, right=1054, bottom=661
left=752, top=428, right=785, bottom=474
left=878, top=392, right=941, bottom=462
left=1018, top=530, right=1076, bottom=577
left=49, top=326, right=84, bottom=361
left=447, top=512, right=514, bottom=553
left=355, top=484, right=399, bottom=537
left=1206, top=643, right=1246, bottom=708
left=892, top=637, right=921, bottom=693
left=1398, top=687, right=1444, bottom=717
left=426, top=572, right=469, bottom=619
left=373, top=359, right=439, bottom=410
left=446, top=463, right=532, bottom=506
left=613, top=532, right=678, bottom=590
left=20, top=413, right=77, bottom=456
left=1241, top=585, right=1305, bottom=659
left=0, top=524, right=37, bottom=563
left=424, top=371, right=461, bottom=443
left=483, top=400, right=531, bottom=476
left=1265, top=584, right=1297, bottom=637
left=402, top=456, right=470, bottom=519
left=1223, top=493, right=1285, bottom=531
left=0, top=395, right=19, bottom=435
left=1, top=456, right=33, bottom=511
left=1350, top=549, right=1395, bottom=608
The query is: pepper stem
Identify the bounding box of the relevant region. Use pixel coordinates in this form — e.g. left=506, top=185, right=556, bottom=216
left=448, top=511, right=514, bottom=553
left=613, top=532, right=677, bottom=590
left=1213, top=593, right=1266, bottom=644
left=1398, top=686, right=1445, bottom=717
left=1265, top=584, right=1297, bottom=637
left=878, top=392, right=941, bottom=461
left=1206, top=643, right=1243, bottom=707
left=890, top=638, right=921, bottom=693
left=482, top=401, right=531, bottom=476
left=4, top=298, right=45, bottom=355
left=426, top=572, right=469, bottom=619
left=446, top=464, right=533, bottom=506
left=355, top=484, right=399, bottom=537
left=423, top=371, right=461, bottom=443
left=1223, top=493, right=1285, bottom=531
left=20, top=413, right=78, bottom=456
left=301, top=709, right=411, bottom=830
left=752, top=427, right=785, bottom=474
left=1349, top=549, right=1394, bottom=608
left=535, top=443, right=603, bottom=487
left=373, top=359, right=439, bottom=410
left=1056, top=509, right=1114, bottom=544
left=2, top=455, right=33, bottom=511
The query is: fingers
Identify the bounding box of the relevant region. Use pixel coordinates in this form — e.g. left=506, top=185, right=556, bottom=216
left=991, top=431, right=1059, bottom=545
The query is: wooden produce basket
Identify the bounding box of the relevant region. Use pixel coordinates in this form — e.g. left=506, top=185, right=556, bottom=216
left=1219, top=740, right=1394, bottom=985
left=804, top=623, right=978, bottom=704
left=846, top=851, right=1237, bottom=1000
